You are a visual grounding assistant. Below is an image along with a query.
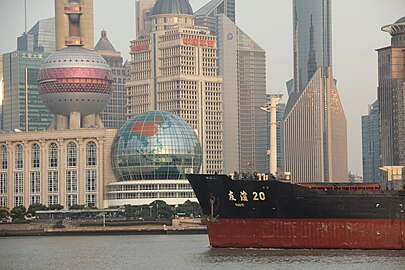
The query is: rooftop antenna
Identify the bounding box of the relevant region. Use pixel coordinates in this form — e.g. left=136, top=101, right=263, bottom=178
left=24, top=0, right=27, bottom=34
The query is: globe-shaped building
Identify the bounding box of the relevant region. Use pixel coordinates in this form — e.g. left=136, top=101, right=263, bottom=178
left=38, top=46, right=112, bottom=117
left=112, top=111, right=202, bottom=181
left=108, top=111, right=202, bottom=205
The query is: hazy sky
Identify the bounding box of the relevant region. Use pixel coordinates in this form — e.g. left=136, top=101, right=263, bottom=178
left=0, top=0, right=404, bottom=175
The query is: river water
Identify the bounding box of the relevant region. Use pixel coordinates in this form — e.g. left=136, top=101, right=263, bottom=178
left=0, top=235, right=404, bottom=270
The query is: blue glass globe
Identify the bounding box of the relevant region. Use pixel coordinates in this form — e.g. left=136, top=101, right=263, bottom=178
left=111, top=111, right=202, bottom=181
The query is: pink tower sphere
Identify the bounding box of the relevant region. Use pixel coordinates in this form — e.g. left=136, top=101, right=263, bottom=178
left=38, top=46, right=113, bottom=116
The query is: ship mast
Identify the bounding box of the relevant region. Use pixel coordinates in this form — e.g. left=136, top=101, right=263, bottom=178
left=261, top=94, right=283, bottom=176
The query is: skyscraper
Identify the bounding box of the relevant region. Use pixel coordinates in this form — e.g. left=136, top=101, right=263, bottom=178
left=95, top=30, right=130, bottom=129
left=0, top=55, right=3, bottom=130
left=215, top=14, right=267, bottom=174
left=55, top=0, right=94, bottom=50
left=361, top=101, right=380, bottom=183
left=2, top=51, right=54, bottom=132
left=1, top=16, right=57, bottom=132
left=127, top=0, right=223, bottom=174
left=135, top=0, right=156, bottom=38
left=282, top=0, right=348, bottom=183
left=194, top=0, right=266, bottom=174
left=17, top=17, right=56, bottom=53
left=377, top=16, right=405, bottom=186
left=194, top=0, right=236, bottom=36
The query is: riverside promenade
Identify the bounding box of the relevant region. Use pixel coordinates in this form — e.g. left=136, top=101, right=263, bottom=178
left=0, top=218, right=207, bottom=237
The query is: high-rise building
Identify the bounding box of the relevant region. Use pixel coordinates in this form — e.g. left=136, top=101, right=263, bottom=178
left=2, top=17, right=56, bottom=132
left=195, top=0, right=266, bottom=174
left=377, top=16, right=405, bottom=186
left=127, top=0, right=223, bottom=174
left=95, top=30, right=130, bottom=129
left=282, top=0, right=348, bottom=183
left=215, top=14, right=267, bottom=174
left=361, top=101, right=380, bottom=183
left=2, top=51, right=54, bottom=132
left=194, top=0, right=236, bottom=36
left=17, top=18, right=56, bottom=53
left=55, top=0, right=94, bottom=50
left=135, top=0, right=156, bottom=38
left=0, top=55, right=3, bottom=131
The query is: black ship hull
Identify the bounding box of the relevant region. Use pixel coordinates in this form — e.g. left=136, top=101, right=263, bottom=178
left=186, top=174, right=405, bottom=249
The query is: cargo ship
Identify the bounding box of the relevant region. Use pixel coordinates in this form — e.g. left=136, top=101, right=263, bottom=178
left=186, top=174, right=405, bottom=249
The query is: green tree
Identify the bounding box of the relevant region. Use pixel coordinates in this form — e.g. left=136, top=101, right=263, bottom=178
left=124, top=204, right=134, bottom=219
left=68, top=204, right=85, bottom=210
left=27, top=203, right=48, bottom=216
left=0, top=207, right=9, bottom=219
left=176, top=200, right=202, bottom=217
left=136, top=204, right=154, bottom=220
left=10, top=205, right=26, bottom=221
left=150, top=200, right=174, bottom=220
left=48, top=204, right=64, bottom=210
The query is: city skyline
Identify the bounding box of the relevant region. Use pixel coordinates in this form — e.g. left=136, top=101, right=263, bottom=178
left=0, top=0, right=404, bottom=175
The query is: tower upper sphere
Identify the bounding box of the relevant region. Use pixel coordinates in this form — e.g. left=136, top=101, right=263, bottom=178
left=152, top=0, right=193, bottom=16
left=38, top=46, right=112, bottom=117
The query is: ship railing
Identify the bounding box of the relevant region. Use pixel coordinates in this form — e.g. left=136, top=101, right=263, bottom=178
left=296, top=183, right=381, bottom=191
left=229, top=172, right=277, bottom=181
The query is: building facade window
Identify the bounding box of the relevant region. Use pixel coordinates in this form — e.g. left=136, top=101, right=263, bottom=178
left=0, top=173, right=7, bottom=195
left=15, top=144, right=24, bottom=170
left=14, top=172, right=24, bottom=194
left=85, top=170, right=97, bottom=192
left=49, top=143, right=58, bottom=168
left=0, top=196, right=7, bottom=207
left=66, top=194, right=78, bottom=207
left=48, top=195, right=58, bottom=206
left=48, top=171, right=58, bottom=193
left=31, top=144, right=40, bottom=169
left=14, top=196, right=23, bottom=207
left=67, top=142, right=77, bottom=168
left=30, top=195, right=41, bottom=205
left=30, top=171, right=41, bottom=194
left=66, top=171, right=78, bottom=193
left=0, top=145, right=8, bottom=170
left=86, top=141, right=97, bottom=167
left=86, top=194, right=96, bottom=207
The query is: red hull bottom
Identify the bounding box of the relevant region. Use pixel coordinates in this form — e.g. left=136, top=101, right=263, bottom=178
left=207, top=218, right=405, bottom=249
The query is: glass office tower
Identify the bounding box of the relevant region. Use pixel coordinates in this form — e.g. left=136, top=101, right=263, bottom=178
left=361, top=101, right=380, bottom=183
left=17, top=18, right=56, bottom=53
left=194, top=0, right=236, bottom=36
left=2, top=17, right=56, bottom=132
left=292, top=0, right=331, bottom=93
left=2, top=51, right=53, bottom=131
left=282, top=0, right=348, bottom=183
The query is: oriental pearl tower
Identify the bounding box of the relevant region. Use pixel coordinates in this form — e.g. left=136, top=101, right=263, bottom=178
left=38, top=0, right=112, bottom=130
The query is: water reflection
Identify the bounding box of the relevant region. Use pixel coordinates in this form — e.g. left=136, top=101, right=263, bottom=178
left=197, top=248, right=405, bottom=269
left=1, top=235, right=405, bottom=270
